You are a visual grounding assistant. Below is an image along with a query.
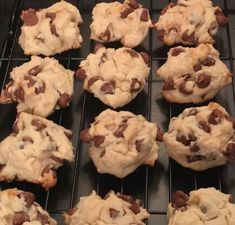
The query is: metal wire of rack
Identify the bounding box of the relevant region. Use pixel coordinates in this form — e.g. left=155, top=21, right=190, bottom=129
left=0, top=0, right=235, bottom=224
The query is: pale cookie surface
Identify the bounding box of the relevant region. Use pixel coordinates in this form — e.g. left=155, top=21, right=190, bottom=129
left=154, top=0, right=229, bottom=45
left=0, top=56, right=74, bottom=118
left=90, top=0, right=152, bottom=48
left=76, top=45, right=150, bottom=108
left=163, top=102, right=235, bottom=171
left=168, top=188, right=235, bottom=225
left=64, top=191, right=149, bottom=225
left=19, top=1, right=83, bottom=56
left=157, top=44, right=232, bottom=103
left=0, top=112, right=74, bottom=189
left=0, top=188, right=57, bottom=225
left=80, top=109, right=162, bottom=178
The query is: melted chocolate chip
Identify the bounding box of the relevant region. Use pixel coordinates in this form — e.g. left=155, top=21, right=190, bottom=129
left=21, top=9, right=38, bottom=26
left=156, top=127, right=164, bottom=142
left=182, top=31, right=195, bottom=43
left=31, top=119, right=47, bottom=131
left=128, top=0, right=140, bottom=9
left=18, top=192, right=36, bottom=207
left=22, top=136, right=33, bottom=143
left=75, top=68, right=87, bottom=80
left=162, top=76, right=175, bottom=90
left=45, top=12, right=56, bottom=22
left=94, top=135, right=105, bottom=147
left=202, top=57, right=215, bottom=66
left=130, top=78, right=141, bottom=92
left=41, top=166, right=56, bottom=178
left=14, top=87, right=25, bottom=101
left=196, top=74, right=211, bottom=88
left=176, top=134, right=196, bottom=146
left=193, top=62, right=202, bottom=72
left=109, top=208, right=119, bottom=218
left=28, top=65, right=42, bottom=76
left=171, top=48, right=184, bottom=56
left=187, top=154, right=206, bottom=162
left=101, top=28, right=111, bottom=41
left=215, top=9, right=229, bottom=27
left=224, top=143, right=235, bottom=160
left=172, top=191, right=188, bottom=208
left=187, top=108, right=199, bottom=116
left=67, top=207, right=77, bottom=216
left=50, top=24, right=58, bottom=36
left=100, top=81, right=115, bottom=94
left=51, top=155, right=64, bottom=164
left=35, top=82, right=46, bottom=95
left=117, top=193, right=133, bottom=203
left=157, top=29, right=165, bottom=41
left=208, top=109, right=223, bottom=125
left=64, top=131, right=73, bottom=140
left=126, top=49, right=139, bottom=58
left=25, top=76, right=36, bottom=88
left=161, top=2, right=175, bottom=15
left=140, top=52, right=149, bottom=65
left=80, top=129, right=93, bottom=143
left=198, top=121, right=211, bottom=133
left=37, top=213, right=50, bottom=225
left=179, top=81, right=193, bottom=95
left=87, top=76, right=100, bottom=90
left=121, top=7, right=134, bottom=18
left=140, top=9, right=149, bottom=22
left=135, top=139, right=143, bottom=152
left=57, top=93, right=70, bottom=108
left=100, top=151, right=106, bottom=158
left=13, top=212, right=30, bottom=225
left=129, top=200, right=141, bottom=214
left=190, top=143, right=200, bottom=152
left=114, top=123, right=128, bottom=138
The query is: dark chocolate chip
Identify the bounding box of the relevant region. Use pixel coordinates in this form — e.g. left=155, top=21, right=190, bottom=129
left=57, top=93, right=70, bottom=108
left=208, top=109, right=223, bottom=125
left=130, top=78, right=141, bottom=92
left=225, top=116, right=235, bottom=129
left=94, top=43, right=104, bottom=53
left=224, top=143, right=235, bottom=160
left=28, top=65, right=42, bottom=76
left=109, top=208, right=119, bottom=218
left=179, top=81, right=193, bottom=95
left=64, top=131, right=73, bottom=140
left=187, top=154, right=206, bottom=163
left=25, top=77, right=36, bottom=88
left=176, top=134, right=195, bottom=146
left=161, top=2, right=175, bottom=15
left=45, top=12, right=56, bottom=22
left=35, top=82, right=46, bottom=95
left=187, top=108, right=199, bottom=116
left=75, top=68, right=87, bottom=80
left=114, top=123, right=128, bottom=138
left=126, top=49, right=139, bottom=58
left=51, top=155, right=64, bottom=164
left=140, top=52, right=149, bottom=65
left=14, top=87, right=25, bottom=101
left=18, top=191, right=36, bottom=207
left=157, top=29, right=165, bottom=41
left=202, top=57, right=215, bottom=66
left=140, top=9, right=149, bottom=22
left=172, top=191, right=188, bottom=208
left=171, top=48, right=184, bottom=56
left=121, top=7, right=134, bottom=18
left=129, top=200, right=141, bottom=214
left=182, top=31, right=195, bottom=43
left=13, top=212, right=30, bottom=225
left=50, top=24, right=58, bottom=36
left=36, top=213, right=50, bottom=225
left=117, top=193, right=133, bottom=203
left=100, top=151, right=106, bottom=158
left=101, top=28, right=111, bottom=41
left=193, top=62, right=202, bottom=72
left=100, top=81, right=115, bottom=94
left=135, top=139, right=143, bottom=152
left=41, top=166, right=56, bottom=178
left=215, top=9, right=229, bottom=27
left=21, top=9, right=38, bottom=26
left=190, top=143, right=200, bottom=152
left=196, top=74, right=211, bottom=88
left=12, top=121, right=19, bottom=134
left=87, top=76, right=100, bottom=90
left=67, top=207, right=77, bottom=216
left=94, top=135, right=105, bottom=147
left=162, top=76, right=175, bottom=90
left=128, top=0, right=140, bottom=9
left=31, top=119, right=47, bottom=131
left=198, top=121, right=211, bottom=133
left=156, top=127, right=164, bottom=142
left=22, top=136, right=34, bottom=143
left=80, top=129, right=93, bottom=143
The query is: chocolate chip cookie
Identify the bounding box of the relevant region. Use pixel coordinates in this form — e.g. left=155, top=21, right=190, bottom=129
left=0, top=188, right=57, bottom=225
left=157, top=44, right=232, bottom=103
left=0, top=112, right=74, bottom=189
left=90, top=0, right=152, bottom=48
left=154, top=0, right=229, bottom=45
left=163, top=102, right=235, bottom=170
left=0, top=56, right=74, bottom=117
left=19, top=1, right=83, bottom=56
left=168, top=188, right=235, bottom=225
left=64, top=191, right=149, bottom=225
left=76, top=45, right=150, bottom=108
left=80, top=109, right=162, bottom=178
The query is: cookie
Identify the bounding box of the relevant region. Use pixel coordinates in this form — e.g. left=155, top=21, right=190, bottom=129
left=90, top=0, right=152, bottom=48
left=168, top=188, right=235, bottom=225
left=64, top=191, right=149, bottom=225
left=163, top=102, right=235, bottom=171
left=76, top=45, right=150, bottom=108
left=19, top=1, right=83, bottom=56
left=0, top=188, right=57, bottom=225
left=157, top=44, right=232, bottom=103
left=0, top=112, right=74, bottom=189
left=154, top=0, right=229, bottom=46
left=80, top=109, right=162, bottom=178
left=0, top=56, right=74, bottom=117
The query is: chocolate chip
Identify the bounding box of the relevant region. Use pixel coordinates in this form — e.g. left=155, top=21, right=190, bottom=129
left=101, top=28, right=111, bottom=41
left=28, top=65, right=42, bottom=76
left=100, top=81, right=115, bottom=94
left=45, top=12, right=56, bottom=22
left=67, top=207, right=77, bottom=216
left=87, top=76, right=100, bottom=90
left=35, top=82, right=46, bottom=95
left=176, top=134, right=195, bottom=146
left=18, top=192, right=36, bottom=207
left=117, top=193, right=133, bottom=203
left=14, top=87, right=25, bottom=101
left=182, top=31, right=195, bottom=43
left=171, top=48, right=184, bottom=56
left=140, top=52, right=149, bottom=65
left=94, top=43, right=104, bottom=53
left=94, top=135, right=105, bottom=147
left=162, top=76, right=175, bottom=90
left=224, top=143, right=235, bottom=160
left=135, top=139, right=143, bottom=152
left=13, top=212, right=30, bottom=225
left=198, top=121, right=211, bottom=133
left=121, top=7, right=134, bottom=18
left=202, top=57, right=215, bottom=66
left=80, top=129, right=93, bottom=143
left=12, top=121, right=19, bottom=133
left=100, top=151, right=106, bottom=158
left=187, top=154, right=206, bottom=163
left=41, top=166, right=56, bottom=178
left=172, top=191, right=188, bottom=208
left=109, top=208, right=119, bottom=218
left=161, top=2, right=175, bottom=15
left=31, top=119, right=47, bottom=131
left=57, top=93, right=70, bottom=108
left=193, top=62, right=202, bottom=72
left=130, top=78, right=141, bottom=92
left=126, top=49, right=139, bottom=58
left=225, top=116, right=235, bottom=129
left=50, top=24, right=58, bottom=36
left=64, top=131, right=73, bottom=140
left=190, top=143, right=200, bottom=152
left=215, top=9, right=229, bottom=27
left=196, top=74, right=211, bottom=88
left=114, top=123, right=128, bottom=138
left=140, top=9, right=149, bottom=22
left=22, top=136, right=33, bottom=143
left=200, top=205, right=207, bottom=213
left=37, top=213, right=49, bottom=225
left=179, top=81, right=193, bottom=95
left=128, top=0, right=140, bottom=9
left=51, top=155, right=64, bottom=164
left=25, top=76, right=36, bottom=88
left=156, top=127, right=164, bottom=142
left=129, top=200, right=141, bottom=214
left=75, top=68, right=87, bottom=80
left=187, top=108, right=199, bottom=116
left=21, top=9, right=38, bottom=26
left=208, top=109, right=223, bottom=125
left=157, top=29, right=165, bottom=41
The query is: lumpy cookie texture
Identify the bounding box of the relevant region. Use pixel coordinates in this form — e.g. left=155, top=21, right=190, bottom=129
left=90, top=0, right=152, bottom=48
left=154, top=0, right=229, bottom=46
left=64, top=191, right=149, bottom=225
left=0, top=56, right=74, bottom=118
left=168, top=188, right=235, bottom=225
left=76, top=45, right=150, bottom=108
left=157, top=44, right=232, bottom=103
left=0, top=112, right=74, bottom=189
left=19, top=1, right=83, bottom=56
left=0, top=188, right=57, bottom=225
left=80, top=109, right=162, bottom=178
left=163, top=102, right=235, bottom=171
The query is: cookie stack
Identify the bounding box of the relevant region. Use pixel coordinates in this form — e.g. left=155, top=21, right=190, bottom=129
left=0, top=0, right=234, bottom=224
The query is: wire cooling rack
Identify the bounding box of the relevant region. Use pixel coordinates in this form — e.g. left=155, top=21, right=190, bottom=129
left=0, top=0, right=235, bottom=224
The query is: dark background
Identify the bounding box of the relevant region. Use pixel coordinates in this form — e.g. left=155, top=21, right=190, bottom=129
left=0, top=0, right=235, bottom=224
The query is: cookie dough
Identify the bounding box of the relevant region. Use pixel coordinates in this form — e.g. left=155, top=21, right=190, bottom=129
left=19, top=1, right=83, bottom=56
left=64, top=191, right=149, bottom=225
left=80, top=109, right=162, bottom=178
left=168, top=188, right=235, bottom=225
left=0, top=112, right=74, bottom=189
left=90, top=0, right=152, bottom=48
left=154, top=0, right=229, bottom=45
left=0, top=56, right=74, bottom=117
left=76, top=45, right=150, bottom=108
left=163, top=102, right=235, bottom=170
left=0, top=188, right=57, bottom=225
left=157, top=44, right=232, bottom=103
